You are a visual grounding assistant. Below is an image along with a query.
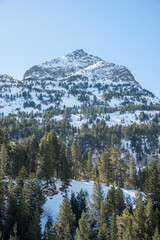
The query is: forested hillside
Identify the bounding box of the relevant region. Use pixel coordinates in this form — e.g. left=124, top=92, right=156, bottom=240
left=0, top=126, right=160, bottom=239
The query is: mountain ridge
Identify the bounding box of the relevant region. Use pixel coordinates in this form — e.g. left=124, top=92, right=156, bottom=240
left=0, top=49, right=159, bottom=128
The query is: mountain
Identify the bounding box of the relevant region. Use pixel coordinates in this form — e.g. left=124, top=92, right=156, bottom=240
left=0, top=49, right=160, bottom=126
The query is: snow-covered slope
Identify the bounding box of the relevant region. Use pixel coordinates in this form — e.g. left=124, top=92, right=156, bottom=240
left=42, top=179, right=137, bottom=230
left=0, top=50, right=160, bottom=126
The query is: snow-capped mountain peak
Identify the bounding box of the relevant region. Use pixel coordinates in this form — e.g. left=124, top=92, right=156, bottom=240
left=0, top=50, right=159, bottom=128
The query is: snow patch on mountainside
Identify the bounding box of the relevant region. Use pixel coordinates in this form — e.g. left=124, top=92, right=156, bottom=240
left=41, top=179, right=137, bottom=231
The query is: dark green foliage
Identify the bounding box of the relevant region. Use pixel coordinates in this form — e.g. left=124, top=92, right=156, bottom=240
left=153, top=227, right=160, bottom=240
left=86, top=152, right=93, bottom=181
left=43, top=216, right=54, bottom=240
left=76, top=211, right=90, bottom=240
left=55, top=197, right=75, bottom=240
left=98, top=201, right=109, bottom=240
left=132, top=190, right=146, bottom=240
left=145, top=198, right=158, bottom=240
left=0, top=144, right=10, bottom=177
left=145, top=160, right=160, bottom=210
left=115, top=186, right=126, bottom=216
left=117, top=209, right=133, bottom=240
left=98, top=145, right=111, bottom=186
left=128, top=155, right=138, bottom=189
left=70, top=189, right=88, bottom=226
left=0, top=124, right=159, bottom=239
left=110, top=212, right=118, bottom=240
left=91, top=181, right=104, bottom=218
left=71, top=141, right=83, bottom=180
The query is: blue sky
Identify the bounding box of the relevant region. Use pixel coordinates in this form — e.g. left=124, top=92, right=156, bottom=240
left=0, top=0, right=160, bottom=97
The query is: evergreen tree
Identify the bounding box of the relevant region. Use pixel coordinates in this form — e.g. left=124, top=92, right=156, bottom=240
left=76, top=211, right=90, bottom=240
left=145, top=160, right=160, bottom=210
left=86, top=152, right=93, bottom=181
left=59, top=133, right=69, bottom=185
left=128, top=154, right=138, bottom=189
left=105, top=186, right=116, bottom=221
left=98, top=201, right=109, bottom=240
left=47, top=130, right=60, bottom=178
left=5, top=181, right=17, bottom=240
left=25, top=134, right=39, bottom=174
left=70, top=190, right=88, bottom=226
left=56, top=197, right=75, bottom=240
left=141, top=166, right=149, bottom=191
left=117, top=209, right=133, bottom=240
left=27, top=207, right=42, bottom=240
left=71, top=141, right=83, bottom=180
left=91, top=181, right=104, bottom=219
left=132, top=190, right=146, bottom=240
left=0, top=144, right=10, bottom=177
left=110, top=212, right=118, bottom=240
left=110, top=147, right=126, bottom=187
left=37, top=133, right=52, bottom=185
left=115, top=185, right=126, bottom=216
left=98, top=145, right=111, bottom=186
left=145, top=198, right=157, bottom=240
left=15, top=166, right=27, bottom=199
left=43, top=216, right=54, bottom=240
left=126, top=195, right=133, bottom=214
left=153, top=227, right=160, bottom=240
left=0, top=171, right=5, bottom=234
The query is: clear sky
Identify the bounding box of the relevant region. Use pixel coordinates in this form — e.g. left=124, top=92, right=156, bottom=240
left=0, top=0, right=160, bottom=97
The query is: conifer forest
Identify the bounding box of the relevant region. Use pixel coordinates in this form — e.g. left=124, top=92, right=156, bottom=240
left=0, top=120, right=160, bottom=239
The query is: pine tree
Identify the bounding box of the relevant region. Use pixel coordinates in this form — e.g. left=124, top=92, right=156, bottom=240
left=105, top=186, right=116, bottom=221
left=70, top=190, right=88, bottom=226
left=71, top=141, right=83, bottom=180
left=70, top=192, right=79, bottom=226
left=56, top=197, right=75, bottom=240
left=98, top=201, right=109, bottom=240
left=145, top=160, right=160, bottom=210
left=15, top=166, right=27, bottom=199
left=91, top=181, right=104, bottom=219
left=0, top=144, right=10, bottom=177
left=110, top=212, right=118, bottom=240
left=117, top=209, right=133, bottom=240
left=110, top=147, right=126, bottom=187
left=141, top=165, right=149, bottom=191
left=76, top=211, right=90, bottom=240
left=47, top=130, right=60, bottom=178
left=126, top=195, right=133, bottom=214
left=37, top=133, right=52, bottom=185
left=43, top=216, right=54, bottom=240
left=5, top=181, right=17, bottom=240
left=27, top=207, right=42, bottom=240
left=0, top=170, right=5, bottom=234
left=25, top=134, right=39, bottom=174
left=9, top=139, right=27, bottom=178
left=129, top=155, right=138, bottom=189
left=98, top=145, right=111, bottom=186
left=132, top=190, right=146, bottom=240
left=153, top=227, right=160, bottom=240
left=145, top=198, right=157, bottom=240
left=0, top=127, right=4, bottom=148
left=59, top=133, right=69, bottom=185
left=86, top=152, right=93, bottom=181
left=115, top=185, right=126, bottom=216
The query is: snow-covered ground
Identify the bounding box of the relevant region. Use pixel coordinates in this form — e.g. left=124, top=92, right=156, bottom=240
left=41, top=179, right=137, bottom=231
